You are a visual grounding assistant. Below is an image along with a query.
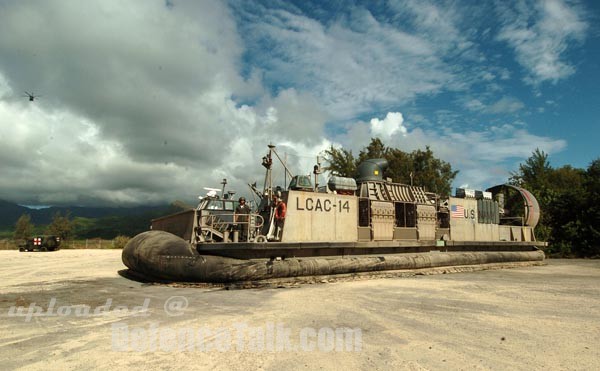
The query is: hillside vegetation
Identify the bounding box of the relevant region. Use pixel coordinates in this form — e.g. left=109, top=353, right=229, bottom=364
left=3, top=202, right=189, bottom=243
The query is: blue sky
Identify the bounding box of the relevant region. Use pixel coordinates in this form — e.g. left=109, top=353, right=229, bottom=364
left=0, top=0, right=598, bottom=206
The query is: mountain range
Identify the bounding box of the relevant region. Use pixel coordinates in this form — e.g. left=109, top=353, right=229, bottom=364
left=0, top=199, right=191, bottom=237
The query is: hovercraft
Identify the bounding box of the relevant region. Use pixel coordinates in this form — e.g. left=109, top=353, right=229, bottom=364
left=122, top=145, right=545, bottom=283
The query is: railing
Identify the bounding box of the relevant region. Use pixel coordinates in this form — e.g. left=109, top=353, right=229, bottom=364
left=196, top=211, right=264, bottom=243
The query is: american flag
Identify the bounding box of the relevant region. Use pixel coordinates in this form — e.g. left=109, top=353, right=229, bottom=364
left=451, top=205, right=465, bottom=218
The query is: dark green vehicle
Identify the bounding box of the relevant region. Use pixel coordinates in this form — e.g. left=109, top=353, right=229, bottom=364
left=19, top=235, right=62, bottom=252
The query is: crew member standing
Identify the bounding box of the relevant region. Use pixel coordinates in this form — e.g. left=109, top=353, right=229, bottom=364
left=235, top=197, right=251, bottom=241
left=274, top=197, right=287, bottom=241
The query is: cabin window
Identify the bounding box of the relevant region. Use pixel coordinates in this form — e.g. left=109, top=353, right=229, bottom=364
left=206, top=200, right=235, bottom=211
left=289, top=175, right=313, bottom=191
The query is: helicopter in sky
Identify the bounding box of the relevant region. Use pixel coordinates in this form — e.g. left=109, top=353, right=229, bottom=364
left=23, top=91, right=41, bottom=101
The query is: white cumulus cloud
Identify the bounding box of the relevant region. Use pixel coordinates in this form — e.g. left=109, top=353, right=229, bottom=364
left=497, top=0, right=588, bottom=84
left=370, top=112, right=408, bottom=139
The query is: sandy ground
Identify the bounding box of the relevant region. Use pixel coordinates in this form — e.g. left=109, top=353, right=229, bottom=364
left=0, top=250, right=599, bottom=371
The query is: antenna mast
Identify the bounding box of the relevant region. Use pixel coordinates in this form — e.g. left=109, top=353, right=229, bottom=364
left=262, top=145, right=275, bottom=202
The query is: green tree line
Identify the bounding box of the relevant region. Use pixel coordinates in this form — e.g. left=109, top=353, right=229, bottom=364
left=509, top=149, right=600, bottom=257
left=323, top=138, right=458, bottom=196
left=13, top=207, right=180, bottom=242
left=14, top=211, right=77, bottom=242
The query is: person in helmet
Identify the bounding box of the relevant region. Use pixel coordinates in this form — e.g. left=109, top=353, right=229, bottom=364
left=235, top=197, right=251, bottom=241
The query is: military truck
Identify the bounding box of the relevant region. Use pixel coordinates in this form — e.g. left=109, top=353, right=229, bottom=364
left=19, top=235, right=62, bottom=252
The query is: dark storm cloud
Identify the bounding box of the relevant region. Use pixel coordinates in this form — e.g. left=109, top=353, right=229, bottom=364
left=0, top=0, right=312, bottom=206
